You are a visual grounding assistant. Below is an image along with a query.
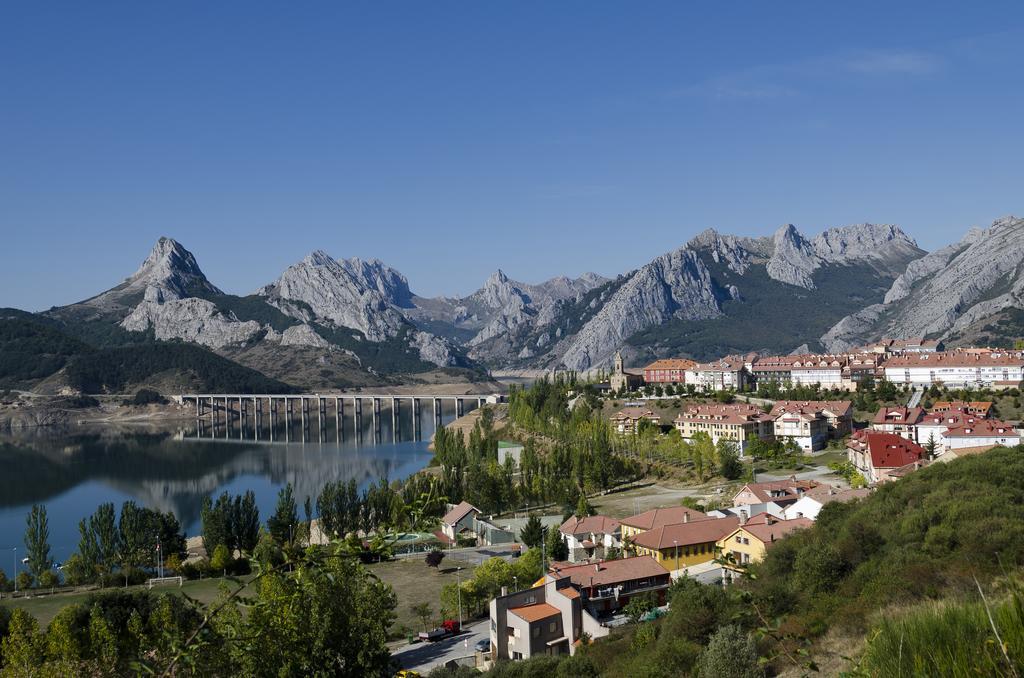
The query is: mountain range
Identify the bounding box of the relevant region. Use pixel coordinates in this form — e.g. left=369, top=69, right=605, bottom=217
left=3, top=215, right=1023, bottom=393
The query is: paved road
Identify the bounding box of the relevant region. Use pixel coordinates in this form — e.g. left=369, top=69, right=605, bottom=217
left=391, top=619, right=488, bottom=673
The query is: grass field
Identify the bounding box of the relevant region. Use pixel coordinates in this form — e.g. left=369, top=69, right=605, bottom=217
left=0, top=576, right=251, bottom=628
left=368, top=556, right=476, bottom=639
left=2, top=557, right=476, bottom=640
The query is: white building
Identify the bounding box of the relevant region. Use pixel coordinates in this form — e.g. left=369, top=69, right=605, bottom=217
left=942, top=420, right=1022, bottom=454
left=685, top=357, right=747, bottom=391
left=782, top=486, right=871, bottom=521
left=882, top=351, right=1024, bottom=389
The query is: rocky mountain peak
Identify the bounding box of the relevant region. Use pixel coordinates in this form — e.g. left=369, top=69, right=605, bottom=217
left=116, top=237, right=222, bottom=303
left=767, top=224, right=819, bottom=289
left=811, top=223, right=919, bottom=262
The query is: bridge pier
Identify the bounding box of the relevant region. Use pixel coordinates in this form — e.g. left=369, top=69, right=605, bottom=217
left=433, top=398, right=442, bottom=430
left=355, top=398, right=363, bottom=444
left=456, top=397, right=464, bottom=418
left=372, top=398, right=382, bottom=442
left=392, top=397, right=400, bottom=441
left=413, top=397, right=421, bottom=440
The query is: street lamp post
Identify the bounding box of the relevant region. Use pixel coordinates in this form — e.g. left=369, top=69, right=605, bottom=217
left=12, top=547, right=16, bottom=594
left=513, top=575, right=518, bottom=593
left=456, top=567, right=463, bottom=629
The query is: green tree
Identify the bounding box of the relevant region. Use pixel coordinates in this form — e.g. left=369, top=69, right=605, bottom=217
left=717, top=439, right=744, bottom=480
left=201, top=492, right=232, bottom=555
left=519, top=514, right=544, bottom=549
left=210, top=544, right=232, bottom=574
left=267, top=483, right=299, bottom=545
left=624, top=592, right=656, bottom=623
left=74, top=517, right=99, bottom=583
left=118, top=500, right=154, bottom=569
left=698, top=624, right=762, bottom=678
left=233, top=490, right=261, bottom=552
left=546, top=525, right=568, bottom=562
left=411, top=602, right=434, bottom=632
left=24, top=503, right=53, bottom=582
left=575, top=494, right=594, bottom=518
left=0, top=609, right=44, bottom=673
left=231, top=552, right=397, bottom=676
left=90, top=502, right=119, bottom=576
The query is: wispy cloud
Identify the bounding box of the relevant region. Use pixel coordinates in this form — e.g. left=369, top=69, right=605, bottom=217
left=842, top=49, right=942, bottom=75
left=674, top=47, right=943, bottom=102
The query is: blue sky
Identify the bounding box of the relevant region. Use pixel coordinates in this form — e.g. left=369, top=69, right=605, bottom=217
left=2, top=2, right=1023, bottom=310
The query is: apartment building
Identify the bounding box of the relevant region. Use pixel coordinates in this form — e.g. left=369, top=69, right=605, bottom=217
left=882, top=350, right=1024, bottom=388
left=674, top=403, right=774, bottom=453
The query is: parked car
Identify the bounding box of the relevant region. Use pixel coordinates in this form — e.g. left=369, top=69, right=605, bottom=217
left=474, top=638, right=491, bottom=653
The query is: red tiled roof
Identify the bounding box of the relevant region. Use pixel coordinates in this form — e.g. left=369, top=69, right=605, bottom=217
left=560, top=515, right=621, bottom=537
left=732, top=514, right=812, bottom=547
left=630, top=516, right=739, bottom=550
left=770, top=400, right=852, bottom=418
left=619, top=506, right=711, bottom=530
left=872, top=406, right=925, bottom=425
left=675, top=403, right=772, bottom=426
left=883, top=350, right=1024, bottom=368
left=610, top=407, right=660, bottom=422
left=509, top=602, right=561, bottom=623
left=643, top=358, right=697, bottom=371
left=931, top=401, right=993, bottom=416
left=944, top=420, right=1020, bottom=438
left=548, top=556, right=669, bottom=589
left=441, top=501, right=479, bottom=527
left=734, top=479, right=820, bottom=504
left=853, top=432, right=926, bottom=469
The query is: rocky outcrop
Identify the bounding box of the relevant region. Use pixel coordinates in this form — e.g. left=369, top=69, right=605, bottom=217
left=767, top=224, right=820, bottom=289
left=821, top=216, right=1024, bottom=351
left=278, top=323, right=333, bottom=349
left=554, top=247, right=723, bottom=371
left=257, top=250, right=408, bottom=342
left=410, top=331, right=463, bottom=367
left=767, top=223, right=921, bottom=290
left=121, top=297, right=263, bottom=348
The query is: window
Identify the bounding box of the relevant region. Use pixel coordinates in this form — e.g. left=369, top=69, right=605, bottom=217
left=532, top=627, right=540, bottom=638
left=549, top=621, right=557, bottom=633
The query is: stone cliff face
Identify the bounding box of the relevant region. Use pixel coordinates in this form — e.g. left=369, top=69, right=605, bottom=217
left=257, top=251, right=408, bottom=342
left=552, top=247, right=723, bottom=371
left=821, top=216, right=1024, bottom=351
left=534, top=222, right=922, bottom=371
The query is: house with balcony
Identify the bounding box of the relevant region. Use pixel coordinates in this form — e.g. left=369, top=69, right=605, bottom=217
left=847, top=430, right=927, bottom=483
left=559, top=515, right=621, bottom=563
left=731, top=477, right=820, bottom=508
left=871, top=406, right=926, bottom=443
left=685, top=357, right=748, bottom=391
left=782, top=485, right=871, bottom=521
left=489, top=576, right=607, bottom=662
left=618, top=506, right=712, bottom=541
left=642, top=358, right=696, bottom=386
left=628, top=515, right=740, bottom=574
left=881, top=350, right=1024, bottom=389
left=716, top=512, right=813, bottom=567
left=673, top=403, right=774, bottom=454
left=544, top=556, right=672, bottom=617
left=770, top=400, right=852, bottom=439
left=609, top=407, right=661, bottom=434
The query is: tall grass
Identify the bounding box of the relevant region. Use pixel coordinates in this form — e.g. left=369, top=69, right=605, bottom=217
left=859, top=585, right=1024, bottom=677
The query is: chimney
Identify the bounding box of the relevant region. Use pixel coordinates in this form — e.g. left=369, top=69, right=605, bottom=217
left=501, top=586, right=508, bottom=597
left=683, top=513, right=690, bottom=524
left=739, top=510, right=748, bottom=525
left=594, top=563, right=600, bottom=573
left=766, top=515, right=776, bottom=525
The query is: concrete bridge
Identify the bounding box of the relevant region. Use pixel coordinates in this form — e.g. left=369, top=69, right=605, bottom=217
left=175, top=392, right=503, bottom=441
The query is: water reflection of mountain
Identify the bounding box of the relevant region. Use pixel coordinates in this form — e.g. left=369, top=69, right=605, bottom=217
left=0, top=425, right=430, bottom=527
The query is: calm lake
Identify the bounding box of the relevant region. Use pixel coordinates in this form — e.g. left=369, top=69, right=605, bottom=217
left=0, top=405, right=458, bottom=573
